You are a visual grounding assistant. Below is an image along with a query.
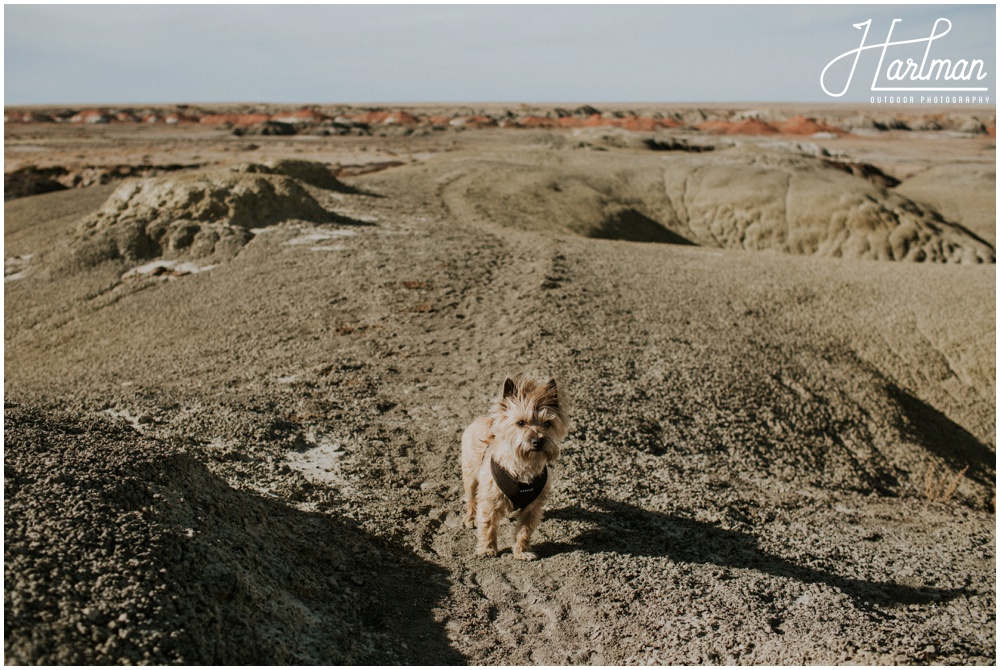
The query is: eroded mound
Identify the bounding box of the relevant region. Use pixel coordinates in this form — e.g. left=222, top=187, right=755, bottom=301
left=447, top=145, right=994, bottom=263
left=231, top=158, right=354, bottom=192
left=70, top=167, right=331, bottom=270
left=3, top=403, right=456, bottom=665
left=659, top=147, right=993, bottom=263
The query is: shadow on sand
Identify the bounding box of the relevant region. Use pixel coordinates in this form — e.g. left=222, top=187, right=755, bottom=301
left=3, top=403, right=463, bottom=665
left=543, top=498, right=965, bottom=608
left=180, top=475, right=466, bottom=665
left=885, top=382, right=996, bottom=489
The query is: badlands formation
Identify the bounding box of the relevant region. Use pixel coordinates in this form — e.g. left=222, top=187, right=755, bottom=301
left=4, top=103, right=996, bottom=664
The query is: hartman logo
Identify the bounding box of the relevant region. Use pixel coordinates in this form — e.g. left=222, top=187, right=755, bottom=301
left=821, top=18, right=991, bottom=103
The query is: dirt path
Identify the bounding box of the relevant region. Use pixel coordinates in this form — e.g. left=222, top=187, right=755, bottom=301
left=311, top=156, right=996, bottom=664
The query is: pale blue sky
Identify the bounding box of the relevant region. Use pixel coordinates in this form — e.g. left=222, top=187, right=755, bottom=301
left=4, top=4, right=995, bottom=105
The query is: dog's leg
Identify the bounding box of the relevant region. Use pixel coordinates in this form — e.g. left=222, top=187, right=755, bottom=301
left=475, top=499, right=500, bottom=557
left=463, top=475, right=478, bottom=528
left=461, top=418, right=491, bottom=529
left=512, top=504, right=543, bottom=561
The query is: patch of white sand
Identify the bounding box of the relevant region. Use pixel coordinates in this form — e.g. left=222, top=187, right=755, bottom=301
left=251, top=225, right=356, bottom=251
left=102, top=407, right=145, bottom=432
left=282, top=229, right=356, bottom=246
left=285, top=428, right=349, bottom=486
left=121, top=260, right=216, bottom=280
left=5, top=254, right=34, bottom=282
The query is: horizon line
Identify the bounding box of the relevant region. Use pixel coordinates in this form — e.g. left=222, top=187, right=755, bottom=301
left=5, top=99, right=996, bottom=109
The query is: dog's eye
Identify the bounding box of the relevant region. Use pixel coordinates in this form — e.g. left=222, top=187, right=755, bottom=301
left=544, top=421, right=551, bottom=428
left=517, top=420, right=525, bottom=427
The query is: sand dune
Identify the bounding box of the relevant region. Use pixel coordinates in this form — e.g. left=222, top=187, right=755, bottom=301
left=4, top=115, right=995, bottom=664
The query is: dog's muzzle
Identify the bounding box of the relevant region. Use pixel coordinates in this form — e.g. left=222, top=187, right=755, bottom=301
left=530, top=437, right=545, bottom=450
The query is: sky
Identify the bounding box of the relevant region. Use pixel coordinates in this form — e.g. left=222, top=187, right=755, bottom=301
left=4, top=3, right=996, bottom=105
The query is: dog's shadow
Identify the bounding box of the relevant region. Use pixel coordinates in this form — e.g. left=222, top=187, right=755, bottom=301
left=540, top=499, right=964, bottom=608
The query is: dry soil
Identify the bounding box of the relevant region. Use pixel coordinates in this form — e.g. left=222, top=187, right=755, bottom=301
left=4, top=110, right=996, bottom=664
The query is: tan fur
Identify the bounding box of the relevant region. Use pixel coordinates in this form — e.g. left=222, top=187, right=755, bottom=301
left=461, top=373, right=568, bottom=560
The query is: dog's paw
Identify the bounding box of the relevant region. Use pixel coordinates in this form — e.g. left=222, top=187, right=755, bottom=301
left=463, top=515, right=476, bottom=529
left=513, top=550, right=538, bottom=561
left=475, top=545, right=498, bottom=558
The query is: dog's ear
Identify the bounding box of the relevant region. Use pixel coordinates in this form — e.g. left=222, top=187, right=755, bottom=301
left=502, top=377, right=517, bottom=400
left=544, top=378, right=559, bottom=408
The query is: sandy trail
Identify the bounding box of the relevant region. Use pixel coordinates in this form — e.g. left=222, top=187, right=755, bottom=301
left=365, top=157, right=994, bottom=663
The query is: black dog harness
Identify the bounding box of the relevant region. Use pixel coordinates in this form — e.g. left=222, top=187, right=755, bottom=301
left=491, top=458, right=547, bottom=511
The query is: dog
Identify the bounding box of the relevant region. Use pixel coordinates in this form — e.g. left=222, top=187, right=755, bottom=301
left=461, top=373, right=568, bottom=560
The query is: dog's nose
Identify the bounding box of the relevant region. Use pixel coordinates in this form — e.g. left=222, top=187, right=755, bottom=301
left=531, top=437, right=544, bottom=449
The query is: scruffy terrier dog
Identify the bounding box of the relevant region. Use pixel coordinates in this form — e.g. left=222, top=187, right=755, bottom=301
left=461, top=374, right=568, bottom=560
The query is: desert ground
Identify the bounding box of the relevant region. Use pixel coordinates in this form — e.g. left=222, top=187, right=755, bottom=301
left=4, top=103, right=996, bottom=664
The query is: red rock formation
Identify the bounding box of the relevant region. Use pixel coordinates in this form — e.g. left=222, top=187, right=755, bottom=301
left=522, top=113, right=683, bottom=132
left=617, top=115, right=666, bottom=132
left=556, top=114, right=606, bottom=128
left=554, top=116, right=579, bottom=128
left=163, top=112, right=199, bottom=124
left=271, top=109, right=329, bottom=124
left=696, top=120, right=727, bottom=133
left=449, top=115, right=497, bottom=128
left=68, top=109, right=112, bottom=124
left=698, top=118, right=780, bottom=135
left=517, top=116, right=558, bottom=128
left=778, top=115, right=846, bottom=136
